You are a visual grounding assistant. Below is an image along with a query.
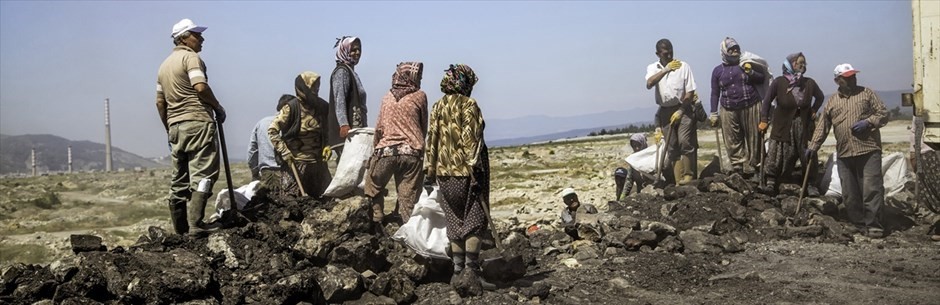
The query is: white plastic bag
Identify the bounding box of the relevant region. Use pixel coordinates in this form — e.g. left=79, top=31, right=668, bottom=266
left=392, top=186, right=450, bottom=260
left=822, top=152, right=909, bottom=197
left=624, top=144, right=664, bottom=175
left=211, top=180, right=260, bottom=220
left=323, top=128, right=375, bottom=197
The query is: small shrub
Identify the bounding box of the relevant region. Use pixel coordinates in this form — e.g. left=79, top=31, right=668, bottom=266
left=30, top=191, right=61, bottom=209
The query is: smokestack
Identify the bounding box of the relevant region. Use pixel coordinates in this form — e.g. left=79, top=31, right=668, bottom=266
left=68, top=145, right=73, bottom=173
left=31, top=147, right=37, bottom=177
left=105, top=98, right=113, bottom=172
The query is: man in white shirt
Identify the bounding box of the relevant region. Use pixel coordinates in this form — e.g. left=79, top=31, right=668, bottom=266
left=645, top=38, right=697, bottom=185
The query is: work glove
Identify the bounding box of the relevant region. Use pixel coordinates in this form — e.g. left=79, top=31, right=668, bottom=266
left=666, top=60, right=682, bottom=72
left=758, top=121, right=768, bottom=132
left=851, top=120, right=871, bottom=134
left=339, top=125, right=351, bottom=138
left=743, top=62, right=753, bottom=74
left=215, top=107, right=227, bottom=124
left=669, top=110, right=683, bottom=125
left=321, top=146, right=332, bottom=161
left=709, top=112, right=720, bottom=127
left=653, top=128, right=663, bottom=144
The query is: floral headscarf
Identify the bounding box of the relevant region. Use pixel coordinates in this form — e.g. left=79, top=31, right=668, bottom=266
left=720, top=37, right=740, bottom=65
left=440, top=64, right=478, bottom=97
left=334, top=36, right=361, bottom=66
left=390, top=62, right=423, bottom=101
left=782, top=52, right=804, bottom=88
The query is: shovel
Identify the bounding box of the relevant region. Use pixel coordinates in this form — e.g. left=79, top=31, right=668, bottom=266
left=657, top=124, right=674, bottom=182
left=795, top=160, right=812, bottom=216
left=758, top=130, right=767, bottom=188
left=715, top=128, right=725, bottom=172
left=288, top=160, right=308, bottom=197
left=217, top=121, right=237, bottom=216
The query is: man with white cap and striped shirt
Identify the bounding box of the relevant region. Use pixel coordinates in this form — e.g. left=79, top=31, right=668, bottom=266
left=805, top=63, right=888, bottom=238
left=156, top=18, right=226, bottom=236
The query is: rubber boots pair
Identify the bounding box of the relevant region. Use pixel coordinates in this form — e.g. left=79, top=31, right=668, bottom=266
left=188, top=191, right=220, bottom=236
left=167, top=199, right=189, bottom=235
left=673, top=156, right=694, bottom=185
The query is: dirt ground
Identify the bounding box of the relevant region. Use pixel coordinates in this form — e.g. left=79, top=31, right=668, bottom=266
left=2, top=120, right=939, bottom=304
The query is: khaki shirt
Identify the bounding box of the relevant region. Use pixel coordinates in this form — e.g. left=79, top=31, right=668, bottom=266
left=157, top=46, right=213, bottom=125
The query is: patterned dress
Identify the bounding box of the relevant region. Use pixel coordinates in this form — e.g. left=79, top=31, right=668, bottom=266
left=425, top=94, right=489, bottom=240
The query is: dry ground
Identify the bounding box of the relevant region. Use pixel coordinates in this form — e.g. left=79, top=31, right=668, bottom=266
left=2, top=120, right=937, bottom=304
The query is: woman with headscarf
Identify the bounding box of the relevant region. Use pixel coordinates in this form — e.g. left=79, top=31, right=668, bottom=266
left=364, top=62, right=428, bottom=234
left=757, top=53, right=825, bottom=195
left=328, top=36, right=367, bottom=157
left=268, top=72, right=332, bottom=198
left=424, top=64, right=494, bottom=290
left=709, top=37, right=766, bottom=176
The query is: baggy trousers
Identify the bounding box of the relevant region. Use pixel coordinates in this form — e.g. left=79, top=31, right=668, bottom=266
left=836, top=151, right=884, bottom=227
left=719, top=102, right=761, bottom=172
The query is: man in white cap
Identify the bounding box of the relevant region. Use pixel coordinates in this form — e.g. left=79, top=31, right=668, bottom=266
left=806, top=63, right=888, bottom=237
left=156, top=18, right=226, bottom=236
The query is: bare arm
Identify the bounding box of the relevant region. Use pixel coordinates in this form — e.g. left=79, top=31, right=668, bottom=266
left=194, top=82, right=223, bottom=111
left=156, top=90, right=168, bottom=132
left=646, top=68, right=670, bottom=90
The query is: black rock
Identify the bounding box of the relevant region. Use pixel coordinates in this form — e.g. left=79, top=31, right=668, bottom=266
left=69, top=235, right=104, bottom=254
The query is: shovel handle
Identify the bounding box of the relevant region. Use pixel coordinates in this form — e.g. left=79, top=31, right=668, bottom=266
left=796, top=160, right=812, bottom=216
left=288, top=160, right=308, bottom=197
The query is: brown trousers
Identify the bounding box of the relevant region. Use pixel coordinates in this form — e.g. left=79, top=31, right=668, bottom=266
left=282, top=161, right=331, bottom=199
left=364, top=154, right=424, bottom=223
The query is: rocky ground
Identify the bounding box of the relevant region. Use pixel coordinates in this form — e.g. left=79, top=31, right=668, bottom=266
left=2, top=120, right=939, bottom=304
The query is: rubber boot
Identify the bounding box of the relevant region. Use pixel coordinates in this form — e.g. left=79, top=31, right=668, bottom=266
left=450, top=252, right=465, bottom=285
left=674, top=156, right=694, bottom=185
left=167, top=200, right=189, bottom=235
left=188, top=191, right=219, bottom=236
left=466, top=252, right=497, bottom=291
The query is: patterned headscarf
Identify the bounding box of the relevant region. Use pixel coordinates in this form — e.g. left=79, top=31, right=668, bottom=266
left=440, top=64, right=478, bottom=97
left=294, top=71, right=320, bottom=104
left=629, top=133, right=648, bottom=151
left=782, top=52, right=804, bottom=88
left=334, top=36, right=361, bottom=66
left=720, top=37, right=740, bottom=65
left=390, top=62, right=423, bottom=101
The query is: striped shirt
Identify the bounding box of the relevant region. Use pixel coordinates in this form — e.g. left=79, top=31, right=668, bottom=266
left=809, top=86, right=888, bottom=158
left=424, top=94, right=484, bottom=177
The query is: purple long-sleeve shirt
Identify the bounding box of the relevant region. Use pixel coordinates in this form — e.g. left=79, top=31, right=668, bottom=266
left=710, top=63, right=765, bottom=113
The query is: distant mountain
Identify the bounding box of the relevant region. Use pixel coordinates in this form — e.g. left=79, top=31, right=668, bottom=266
left=0, top=134, right=163, bottom=174
left=485, top=106, right=658, bottom=143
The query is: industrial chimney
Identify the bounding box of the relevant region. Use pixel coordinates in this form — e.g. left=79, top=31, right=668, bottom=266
left=68, top=145, right=73, bottom=173
left=31, top=147, right=37, bottom=177
left=105, top=98, right=113, bottom=172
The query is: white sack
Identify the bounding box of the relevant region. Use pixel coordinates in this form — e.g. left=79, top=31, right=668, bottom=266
left=822, top=152, right=909, bottom=197
left=323, top=128, right=375, bottom=197
left=625, top=143, right=664, bottom=175
left=392, top=186, right=450, bottom=260
left=212, top=180, right=260, bottom=219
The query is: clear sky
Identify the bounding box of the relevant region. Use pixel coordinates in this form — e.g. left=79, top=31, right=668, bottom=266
left=0, top=1, right=913, bottom=158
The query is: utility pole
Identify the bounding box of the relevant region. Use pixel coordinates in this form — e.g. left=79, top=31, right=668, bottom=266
left=68, top=145, right=73, bottom=173
left=104, top=98, right=113, bottom=172
left=31, top=147, right=37, bottom=177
